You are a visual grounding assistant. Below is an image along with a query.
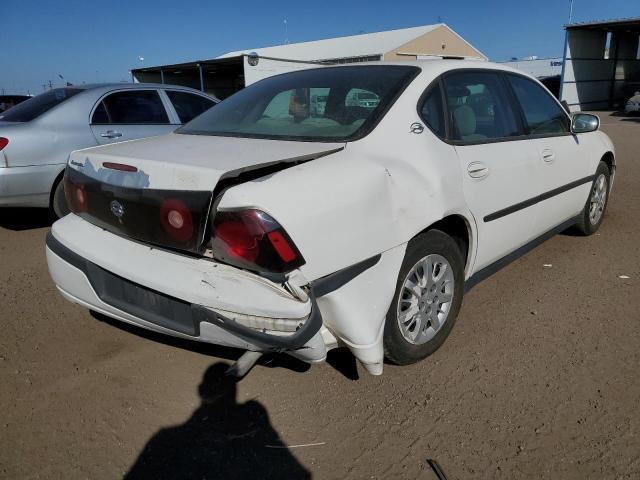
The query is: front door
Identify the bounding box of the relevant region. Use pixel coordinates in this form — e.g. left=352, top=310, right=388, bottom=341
left=505, top=73, right=594, bottom=233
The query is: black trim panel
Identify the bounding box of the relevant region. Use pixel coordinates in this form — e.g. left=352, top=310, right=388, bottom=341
left=47, top=232, right=198, bottom=336
left=484, top=175, right=594, bottom=223
left=46, top=231, right=322, bottom=351
left=464, top=216, right=579, bottom=293
left=311, top=254, right=381, bottom=298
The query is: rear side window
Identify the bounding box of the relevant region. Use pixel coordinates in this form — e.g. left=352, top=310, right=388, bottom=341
left=443, top=71, right=520, bottom=143
left=507, top=75, right=569, bottom=135
left=166, top=91, right=216, bottom=123
left=95, top=90, right=169, bottom=124
left=419, top=83, right=445, bottom=138
left=0, top=88, right=82, bottom=122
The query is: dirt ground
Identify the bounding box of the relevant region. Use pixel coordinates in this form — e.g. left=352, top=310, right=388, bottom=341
left=1, top=113, right=638, bottom=479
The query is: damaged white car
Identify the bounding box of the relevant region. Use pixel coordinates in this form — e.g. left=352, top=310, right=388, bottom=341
left=46, top=61, right=615, bottom=376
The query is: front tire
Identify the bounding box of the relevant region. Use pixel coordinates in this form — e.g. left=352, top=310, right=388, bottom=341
left=575, top=161, right=610, bottom=236
left=384, top=229, right=465, bottom=365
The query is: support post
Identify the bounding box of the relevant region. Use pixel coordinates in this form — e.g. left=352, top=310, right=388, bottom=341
left=198, top=64, right=204, bottom=92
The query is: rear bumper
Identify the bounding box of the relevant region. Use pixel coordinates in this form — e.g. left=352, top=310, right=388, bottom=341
left=46, top=215, right=325, bottom=357
left=0, top=163, right=64, bottom=208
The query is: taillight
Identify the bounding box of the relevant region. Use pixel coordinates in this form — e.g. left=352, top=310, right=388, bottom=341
left=0, top=137, right=8, bottom=151
left=64, top=170, right=88, bottom=213
left=160, top=198, right=194, bottom=243
left=211, top=209, right=305, bottom=273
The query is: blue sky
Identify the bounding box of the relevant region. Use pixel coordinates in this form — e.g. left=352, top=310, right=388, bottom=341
left=1, top=0, right=638, bottom=94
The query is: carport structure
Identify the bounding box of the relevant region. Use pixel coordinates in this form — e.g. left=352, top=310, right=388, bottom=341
left=560, top=17, right=640, bottom=111
left=133, top=57, right=245, bottom=100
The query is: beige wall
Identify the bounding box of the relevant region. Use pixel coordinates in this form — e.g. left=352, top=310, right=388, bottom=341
left=383, top=25, right=485, bottom=60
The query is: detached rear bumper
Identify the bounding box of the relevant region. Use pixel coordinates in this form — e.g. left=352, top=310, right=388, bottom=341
left=46, top=215, right=325, bottom=358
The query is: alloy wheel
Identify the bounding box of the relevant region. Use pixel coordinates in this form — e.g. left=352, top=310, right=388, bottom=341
left=397, top=254, right=455, bottom=345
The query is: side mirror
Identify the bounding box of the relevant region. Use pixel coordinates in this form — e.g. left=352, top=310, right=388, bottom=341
left=571, top=113, right=599, bottom=134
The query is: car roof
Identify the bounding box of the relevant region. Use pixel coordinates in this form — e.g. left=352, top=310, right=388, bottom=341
left=304, top=58, right=533, bottom=78
left=70, top=82, right=214, bottom=95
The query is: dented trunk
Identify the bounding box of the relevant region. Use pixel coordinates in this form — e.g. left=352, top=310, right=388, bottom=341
left=65, top=133, right=344, bottom=253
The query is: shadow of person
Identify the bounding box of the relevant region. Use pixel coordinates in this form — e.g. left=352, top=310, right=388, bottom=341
left=125, top=363, right=311, bottom=480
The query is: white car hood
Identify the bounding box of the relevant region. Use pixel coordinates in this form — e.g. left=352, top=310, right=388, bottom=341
left=68, top=132, right=344, bottom=190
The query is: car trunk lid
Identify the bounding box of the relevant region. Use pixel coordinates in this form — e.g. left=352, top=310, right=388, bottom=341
left=65, top=133, right=344, bottom=253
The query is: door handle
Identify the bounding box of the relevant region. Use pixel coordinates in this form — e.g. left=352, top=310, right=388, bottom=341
left=542, top=148, right=555, bottom=163
left=100, top=130, right=123, bottom=139
left=467, top=162, right=489, bottom=179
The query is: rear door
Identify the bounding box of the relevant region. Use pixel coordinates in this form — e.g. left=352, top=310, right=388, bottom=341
left=505, top=73, right=593, bottom=233
left=90, top=89, right=174, bottom=145
left=443, top=70, right=542, bottom=272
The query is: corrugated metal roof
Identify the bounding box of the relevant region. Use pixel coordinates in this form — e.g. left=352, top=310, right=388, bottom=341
left=218, top=24, right=443, bottom=61
left=565, top=16, right=640, bottom=29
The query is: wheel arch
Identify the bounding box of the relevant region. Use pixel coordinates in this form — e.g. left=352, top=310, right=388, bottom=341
left=601, top=151, right=615, bottom=175
left=412, top=214, right=474, bottom=274
left=49, top=166, right=66, bottom=208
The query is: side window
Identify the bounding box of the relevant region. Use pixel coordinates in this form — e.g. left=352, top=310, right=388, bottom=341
left=345, top=88, right=380, bottom=109
left=419, top=83, right=445, bottom=138
left=443, top=71, right=520, bottom=142
left=91, top=102, right=109, bottom=124
left=166, top=91, right=216, bottom=124
left=99, top=90, right=169, bottom=124
left=507, top=75, right=570, bottom=135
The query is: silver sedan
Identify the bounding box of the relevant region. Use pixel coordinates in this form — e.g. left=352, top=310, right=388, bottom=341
left=0, top=83, right=218, bottom=217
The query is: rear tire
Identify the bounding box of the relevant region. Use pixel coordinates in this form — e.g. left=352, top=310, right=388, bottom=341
left=52, top=178, right=69, bottom=219
left=575, top=161, right=610, bottom=236
left=383, top=229, right=465, bottom=365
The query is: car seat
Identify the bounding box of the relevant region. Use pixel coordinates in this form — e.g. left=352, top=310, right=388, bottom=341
left=452, top=105, right=487, bottom=141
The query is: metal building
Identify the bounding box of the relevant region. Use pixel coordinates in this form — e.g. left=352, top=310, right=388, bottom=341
left=560, top=17, right=640, bottom=111
left=500, top=57, right=564, bottom=78
left=132, top=24, right=486, bottom=99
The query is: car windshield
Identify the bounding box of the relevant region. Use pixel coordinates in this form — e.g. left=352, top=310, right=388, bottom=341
left=178, top=65, right=420, bottom=142
left=0, top=88, right=82, bottom=122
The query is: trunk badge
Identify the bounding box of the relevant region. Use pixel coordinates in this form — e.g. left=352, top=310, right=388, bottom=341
left=110, top=200, right=124, bottom=218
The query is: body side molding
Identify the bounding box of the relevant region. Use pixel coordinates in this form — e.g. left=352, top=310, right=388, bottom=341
left=484, top=176, right=594, bottom=223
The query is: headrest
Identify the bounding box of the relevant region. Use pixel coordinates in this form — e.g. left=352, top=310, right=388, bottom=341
left=453, top=105, right=476, bottom=137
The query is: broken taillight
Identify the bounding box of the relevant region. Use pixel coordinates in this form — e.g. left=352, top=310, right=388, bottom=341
left=211, top=209, right=305, bottom=273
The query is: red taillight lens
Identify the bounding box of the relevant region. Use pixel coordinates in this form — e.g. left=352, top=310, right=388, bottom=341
left=64, top=171, right=88, bottom=213
left=160, top=198, right=194, bottom=243
left=211, top=209, right=304, bottom=273
left=0, top=137, right=8, bottom=151
left=267, top=231, right=297, bottom=262
left=102, top=162, right=138, bottom=172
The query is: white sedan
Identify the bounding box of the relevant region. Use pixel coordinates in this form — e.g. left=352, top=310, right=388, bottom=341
left=46, top=60, right=615, bottom=376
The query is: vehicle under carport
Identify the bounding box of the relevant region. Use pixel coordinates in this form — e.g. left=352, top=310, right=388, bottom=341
left=560, top=17, right=640, bottom=112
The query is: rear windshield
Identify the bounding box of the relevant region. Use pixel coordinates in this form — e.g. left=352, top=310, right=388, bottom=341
left=178, top=65, right=420, bottom=142
left=0, top=88, right=82, bottom=122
